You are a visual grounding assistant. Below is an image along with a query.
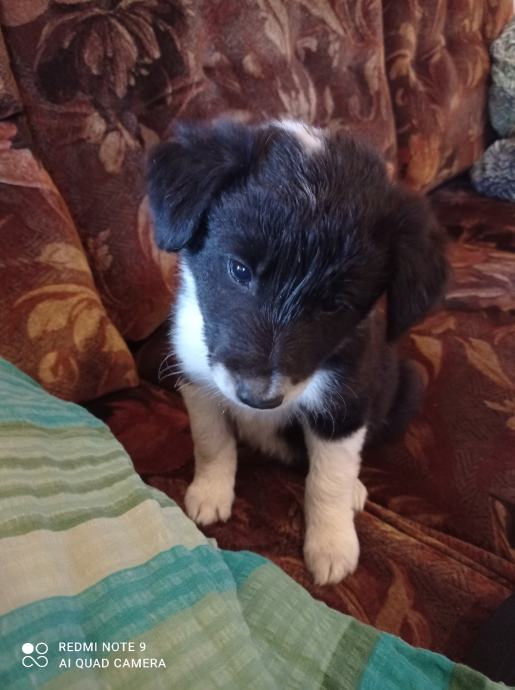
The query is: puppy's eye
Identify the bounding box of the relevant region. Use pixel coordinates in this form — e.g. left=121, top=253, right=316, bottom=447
left=228, top=258, right=252, bottom=286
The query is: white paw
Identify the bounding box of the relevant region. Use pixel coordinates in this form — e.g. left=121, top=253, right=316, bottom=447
left=353, top=479, right=368, bottom=513
left=184, top=478, right=234, bottom=526
left=304, top=522, right=360, bottom=586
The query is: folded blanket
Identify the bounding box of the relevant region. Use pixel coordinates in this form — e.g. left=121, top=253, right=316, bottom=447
left=0, top=358, right=505, bottom=689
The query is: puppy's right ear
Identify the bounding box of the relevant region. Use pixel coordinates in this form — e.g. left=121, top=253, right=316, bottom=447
left=385, top=188, right=448, bottom=341
left=147, top=120, right=258, bottom=252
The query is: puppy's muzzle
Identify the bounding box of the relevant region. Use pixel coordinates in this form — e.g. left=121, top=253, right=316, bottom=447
left=234, top=375, right=284, bottom=410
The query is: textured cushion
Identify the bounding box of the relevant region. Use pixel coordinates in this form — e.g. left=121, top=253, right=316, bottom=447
left=0, top=0, right=396, bottom=340
left=489, top=16, right=515, bottom=138
left=471, top=138, right=515, bottom=202
left=0, top=121, right=138, bottom=402
left=383, top=0, right=513, bottom=190
left=470, top=18, right=515, bottom=202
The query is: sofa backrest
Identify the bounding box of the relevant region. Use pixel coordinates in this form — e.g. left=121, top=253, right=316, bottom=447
left=0, top=0, right=512, bottom=347
left=383, top=0, right=512, bottom=191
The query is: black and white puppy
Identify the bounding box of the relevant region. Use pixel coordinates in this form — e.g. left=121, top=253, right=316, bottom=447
left=147, top=119, right=447, bottom=585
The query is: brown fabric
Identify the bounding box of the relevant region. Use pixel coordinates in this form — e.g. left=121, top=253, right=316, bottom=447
left=0, top=0, right=396, bottom=340
left=88, top=184, right=515, bottom=661
left=0, top=0, right=182, bottom=340
left=178, top=1, right=397, bottom=156
left=0, top=119, right=138, bottom=402
left=432, top=177, right=515, bottom=252
left=0, top=27, right=20, bottom=119
left=383, top=0, right=513, bottom=190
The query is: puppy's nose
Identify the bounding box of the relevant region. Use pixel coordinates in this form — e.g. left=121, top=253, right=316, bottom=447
left=235, top=378, right=284, bottom=410
left=237, top=391, right=284, bottom=409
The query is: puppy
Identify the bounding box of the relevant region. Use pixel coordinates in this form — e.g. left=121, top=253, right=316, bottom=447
left=147, top=119, right=447, bottom=585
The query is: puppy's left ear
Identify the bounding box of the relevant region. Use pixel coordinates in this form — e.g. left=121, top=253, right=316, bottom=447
left=385, top=189, right=448, bottom=341
left=146, top=120, right=259, bottom=252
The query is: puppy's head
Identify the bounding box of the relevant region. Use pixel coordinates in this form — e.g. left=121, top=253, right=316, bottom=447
left=148, top=119, right=447, bottom=410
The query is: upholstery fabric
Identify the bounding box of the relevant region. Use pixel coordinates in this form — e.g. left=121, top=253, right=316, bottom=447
left=0, top=120, right=138, bottom=402
left=0, top=0, right=396, bottom=340
left=88, top=183, right=515, bottom=663
left=432, top=177, right=515, bottom=251
left=383, top=0, right=513, bottom=190
left=0, top=28, right=20, bottom=118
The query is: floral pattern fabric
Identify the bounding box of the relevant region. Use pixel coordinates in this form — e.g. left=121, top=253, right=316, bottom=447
left=0, top=0, right=396, bottom=340
left=0, top=120, right=138, bottom=402
left=0, top=27, right=20, bottom=118
left=383, top=0, right=513, bottom=190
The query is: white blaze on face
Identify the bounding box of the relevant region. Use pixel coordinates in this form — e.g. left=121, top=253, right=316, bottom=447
left=276, top=119, right=324, bottom=153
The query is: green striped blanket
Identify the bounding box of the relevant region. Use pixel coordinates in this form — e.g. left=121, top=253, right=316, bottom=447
left=0, top=358, right=506, bottom=689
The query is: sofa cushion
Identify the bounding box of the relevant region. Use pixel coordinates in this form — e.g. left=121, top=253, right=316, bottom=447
left=383, top=0, right=513, bottom=190
left=0, top=120, right=138, bottom=402
left=0, top=0, right=396, bottom=340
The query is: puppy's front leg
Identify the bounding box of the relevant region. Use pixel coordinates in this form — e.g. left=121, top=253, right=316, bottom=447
left=303, top=425, right=367, bottom=585
left=181, top=383, right=237, bottom=526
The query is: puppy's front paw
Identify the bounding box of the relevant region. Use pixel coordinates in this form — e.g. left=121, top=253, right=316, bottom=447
left=353, top=479, right=368, bottom=513
left=304, top=522, right=360, bottom=586
left=184, top=478, right=234, bottom=526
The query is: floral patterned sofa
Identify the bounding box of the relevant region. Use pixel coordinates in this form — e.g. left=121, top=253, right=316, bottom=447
left=0, top=0, right=513, bottom=665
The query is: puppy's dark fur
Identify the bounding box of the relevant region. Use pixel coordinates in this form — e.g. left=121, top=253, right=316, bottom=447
left=148, top=119, right=447, bottom=446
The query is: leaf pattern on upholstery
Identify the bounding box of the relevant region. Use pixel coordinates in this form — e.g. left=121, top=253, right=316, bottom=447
left=0, top=121, right=138, bottom=401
